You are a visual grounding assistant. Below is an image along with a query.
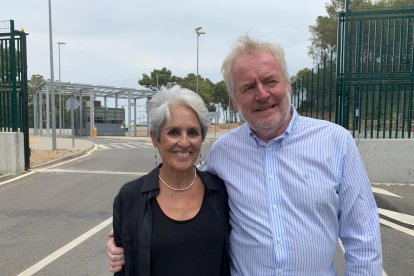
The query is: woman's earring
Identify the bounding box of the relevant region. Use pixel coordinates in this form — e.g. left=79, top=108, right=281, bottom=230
left=199, top=153, right=204, bottom=166
left=154, top=148, right=158, bottom=167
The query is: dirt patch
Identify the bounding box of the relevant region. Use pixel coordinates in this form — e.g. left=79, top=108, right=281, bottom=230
left=30, top=149, right=79, bottom=167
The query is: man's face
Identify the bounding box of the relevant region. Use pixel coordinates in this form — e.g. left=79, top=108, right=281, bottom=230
left=230, top=51, right=292, bottom=141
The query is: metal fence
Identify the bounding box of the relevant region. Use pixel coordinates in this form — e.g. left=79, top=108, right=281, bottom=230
left=292, top=8, right=414, bottom=139
left=0, top=20, right=29, bottom=169
left=291, top=51, right=337, bottom=123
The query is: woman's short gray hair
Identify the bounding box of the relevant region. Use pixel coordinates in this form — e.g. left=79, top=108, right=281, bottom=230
left=148, top=85, right=210, bottom=141
left=221, top=35, right=289, bottom=97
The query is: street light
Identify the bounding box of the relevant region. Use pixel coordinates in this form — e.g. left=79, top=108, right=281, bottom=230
left=48, top=0, right=57, bottom=150
left=195, top=27, right=206, bottom=94
left=57, top=41, right=66, bottom=136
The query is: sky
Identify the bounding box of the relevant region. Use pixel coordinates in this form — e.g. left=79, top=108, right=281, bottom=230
left=2, top=0, right=328, bottom=122
left=2, top=0, right=328, bottom=87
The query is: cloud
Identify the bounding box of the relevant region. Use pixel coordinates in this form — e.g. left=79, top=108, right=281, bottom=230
left=3, top=0, right=327, bottom=88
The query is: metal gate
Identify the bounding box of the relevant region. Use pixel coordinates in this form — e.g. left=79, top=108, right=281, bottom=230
left=336, top=7, right=414, bottom=138
left=0, top=20, right=30, bottom=169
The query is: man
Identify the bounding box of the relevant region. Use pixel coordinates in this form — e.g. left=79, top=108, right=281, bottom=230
left=108, top=35, right=382, bottom=275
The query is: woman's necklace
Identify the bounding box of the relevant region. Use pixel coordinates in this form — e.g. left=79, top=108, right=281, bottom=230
left=158, top=167, right=197, bottom=192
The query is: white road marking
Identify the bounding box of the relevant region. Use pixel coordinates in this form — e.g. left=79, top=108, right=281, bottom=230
left=17, top=217, right=113, bottom=276
left=371, top=187, right=402, bottom=198
left=0, top=144, right=98, bottom=186
left=108, top=144, right=125, bottom=149
left=98, top=144, right=110, bottom=149
left=379, top=208, right=414, bottom=226
left=98, top=143, right=154, bottom=150
left=0, top=171, right=37, bottom=187
left=380, top=218, right=414, bottom=237
left=372, top=182, right=414, bottom=187
left=40, top=168, right=146, bottom=175
left=123, top=143, right=139, bottom=148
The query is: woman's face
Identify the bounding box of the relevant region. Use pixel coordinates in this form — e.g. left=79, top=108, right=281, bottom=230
left=151, top=104, right=202, bottom=173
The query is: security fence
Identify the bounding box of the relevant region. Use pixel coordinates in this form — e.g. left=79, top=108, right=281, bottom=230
left=0, top=20, right=29, bottom=169
left=292, top=7, right=414, bottom=139
left=291, top=51, right=337, bottom=123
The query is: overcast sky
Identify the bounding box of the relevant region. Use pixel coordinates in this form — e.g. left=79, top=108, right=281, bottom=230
left=3, top=0, right=328, bottom=90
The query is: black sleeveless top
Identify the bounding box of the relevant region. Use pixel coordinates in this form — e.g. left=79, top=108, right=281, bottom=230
left=150, top=196, right=228, bottom=276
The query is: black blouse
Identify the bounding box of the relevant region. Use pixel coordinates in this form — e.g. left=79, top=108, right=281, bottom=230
left=150, top=197, right=228, bottom=276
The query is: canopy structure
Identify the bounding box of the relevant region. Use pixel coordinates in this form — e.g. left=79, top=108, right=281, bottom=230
left=34, top=80, right=156, bottom=99
left=33, top=80, right=157, bottom=137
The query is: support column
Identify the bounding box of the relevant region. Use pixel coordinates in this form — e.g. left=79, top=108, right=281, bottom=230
left=134, top=98, right=137, bottom=136
left=90, top=90, right=95, bottom=137
left=146, top=96, right=150, bottom=136
left=33, top=92, right=38, bottom=135
left=128, top=92, right=132, bottom=136
left=46, top=85, right=50, bottom=135
left=39, top=90, right=44, bottom=136
left=79, top=91, right=83, bottom=136
left=62, top=94, right=65, bottom=135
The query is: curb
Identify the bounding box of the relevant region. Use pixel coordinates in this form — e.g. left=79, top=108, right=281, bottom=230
left=30, top=143, right=97, bottom=169
left=0, top=173, right=13, bottom=181
left=0, top=144, right=97, bottom=186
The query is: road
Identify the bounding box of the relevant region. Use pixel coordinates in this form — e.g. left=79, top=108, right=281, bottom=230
left=0, top=139, right=156, bottom=275
left=0, top=138, right=413, bottom=275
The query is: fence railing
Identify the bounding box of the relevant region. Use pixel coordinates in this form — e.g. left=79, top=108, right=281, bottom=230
left=0, top=19, right=30, bottom=169
left=291, top=51, right=337, bottom=123
left=292, top=8, right=414, bottom=139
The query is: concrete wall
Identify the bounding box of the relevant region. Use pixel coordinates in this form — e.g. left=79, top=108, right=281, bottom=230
left=0, top=132, right=25, bottom=176
left=357, top=139, right=414, bottom=184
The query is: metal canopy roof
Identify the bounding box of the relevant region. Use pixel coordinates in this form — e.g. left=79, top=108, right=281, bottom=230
left=34, top=80, right=157, bottom=99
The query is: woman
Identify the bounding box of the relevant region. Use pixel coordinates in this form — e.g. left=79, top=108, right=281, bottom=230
left=112, top=85, right=230, bottom=275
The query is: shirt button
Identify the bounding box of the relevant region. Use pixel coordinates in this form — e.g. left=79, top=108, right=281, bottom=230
left=269, top=175, right=274, bottom=180
left=278, top=269, right=283, bottom=275
left=277, top=238, right=282, bottom=244
left=267, top=147, right=272, bottom=152
left=272, top=205, right=278, bottom=211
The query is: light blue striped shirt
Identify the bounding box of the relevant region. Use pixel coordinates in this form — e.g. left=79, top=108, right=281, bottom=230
left=204, top=107, right=382, bottom=275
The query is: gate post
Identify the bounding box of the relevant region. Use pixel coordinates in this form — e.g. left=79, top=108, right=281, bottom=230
left=0, top=20, right=30, bottom=170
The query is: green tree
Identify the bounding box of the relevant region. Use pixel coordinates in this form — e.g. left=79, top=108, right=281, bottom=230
left=174, top=73, right=216, bottom=110
left=138, top=67, right=177, bottom=90
left=138, top=69, right=236, bottom=115
left=198, top=78, right=215, bottom=111
left=175, top=73, right=196, bottom=92
left=212, top=81, right=229, bottom=110
left=290, top=67, right=311, bottom=84
left=27, top=75, right=46, bottom=128
left=212, top=80, right=231, bottom=121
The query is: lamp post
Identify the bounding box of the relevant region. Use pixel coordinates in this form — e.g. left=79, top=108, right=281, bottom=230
left=48, top=0, right=57, bottom=150
left=58, top=41, right=66, bottom=136
left=195, top=27, right=206, bottom=94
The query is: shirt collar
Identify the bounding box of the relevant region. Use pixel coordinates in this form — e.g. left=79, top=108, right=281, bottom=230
left=141, top=165, right=161, bottom=194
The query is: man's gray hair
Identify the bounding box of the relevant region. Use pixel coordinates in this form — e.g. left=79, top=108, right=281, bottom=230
left=221, top=35, right=289, bottom=97
left=148, top=85, right=210, bottom=141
